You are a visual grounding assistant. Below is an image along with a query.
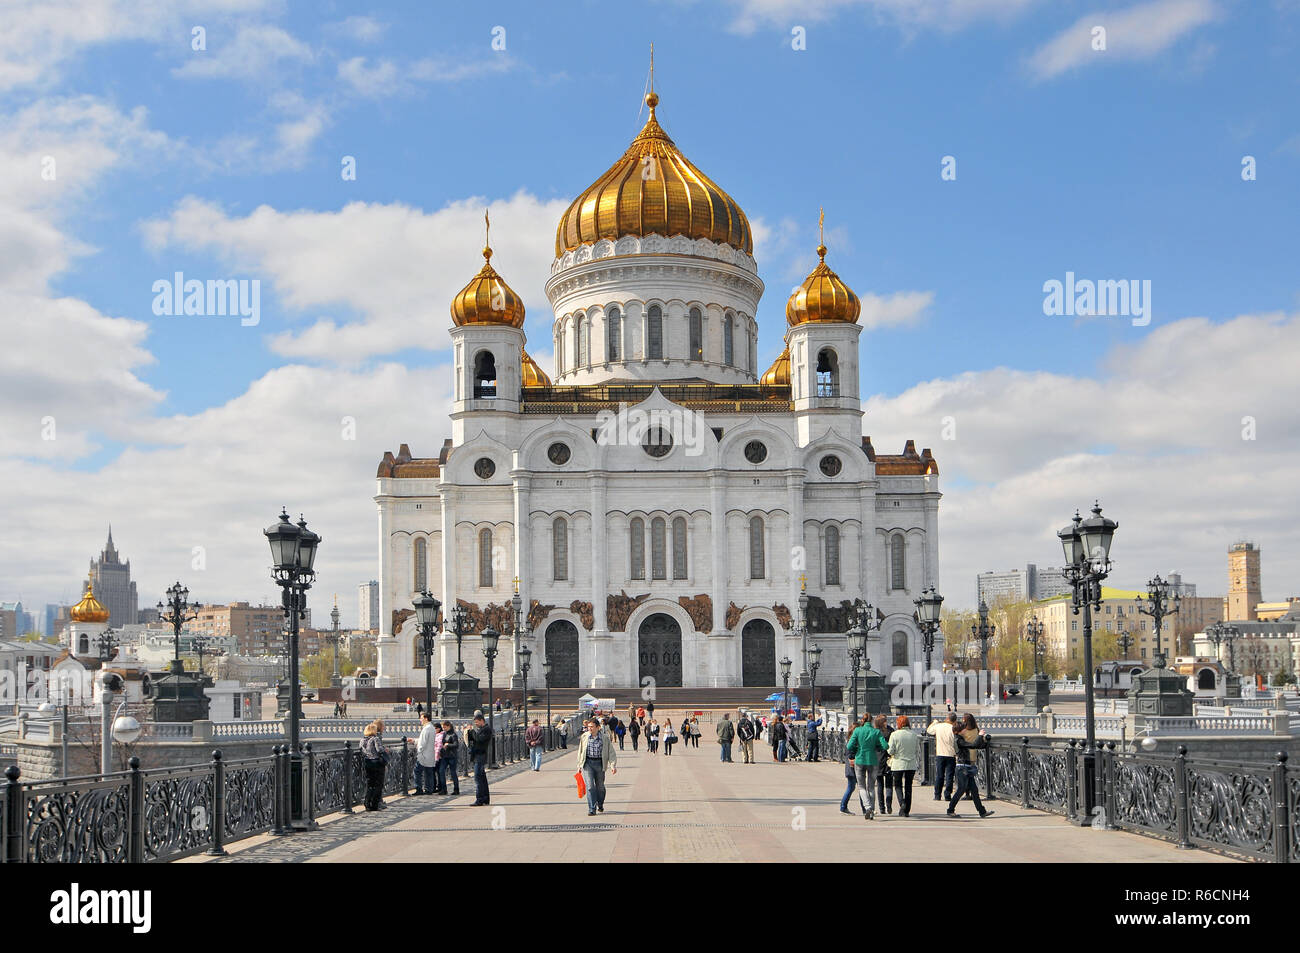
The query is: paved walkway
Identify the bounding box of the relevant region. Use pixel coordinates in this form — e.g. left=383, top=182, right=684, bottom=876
left=191, top=739, right=1234, bottom=863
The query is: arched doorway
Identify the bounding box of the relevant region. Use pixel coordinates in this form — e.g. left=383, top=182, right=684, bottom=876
left=1197, top=669, right=1216, bottom=690
left=741, top=619, right=776, bottom=686
left=545, top=620, right=579, bottom=688
left=638, top=613, right=682, bottom=687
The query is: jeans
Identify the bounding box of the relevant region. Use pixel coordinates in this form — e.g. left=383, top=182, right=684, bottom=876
left=529, top=746, right=543, bottom=770
left=934, top=755, right=956, bottom=800
left=559, top=734, right=567, bottom=749
left=807, top=735, right=820, bottom=761
left=840, top=772, right=857, bottom=811
left=414, top=762, right=436, bottom=795
left=364, top=758, right=385, bottom=810
left=776, top=740, right=787, bottom=762
left=582, top=762, right=607, bottom=813
left=877, top=766, right=893, bottom=810
left=618, top=735, right=625, bottom=750
left=438, top=757, right=459, bottom=794
left=948, top=763, right=987, bottom=815
left=854, top=763, right=879, bottom=814
left=473, top=755, right=490, bottom=804
left=893, top=769, right=916, bottom=816
left=720, top=741, right=733, bottom=762
left=740, top=739, right=754, bottom=763
left=631, top=735, right=639, bottom=750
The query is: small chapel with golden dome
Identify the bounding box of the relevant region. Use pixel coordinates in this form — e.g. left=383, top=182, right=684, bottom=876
left=373, top=73, right=941, bottom=693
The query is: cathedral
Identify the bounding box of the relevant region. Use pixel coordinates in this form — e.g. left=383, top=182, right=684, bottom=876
left=373, top=82, right=941, bottom=692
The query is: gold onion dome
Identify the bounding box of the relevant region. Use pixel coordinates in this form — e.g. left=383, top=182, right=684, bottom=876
left=71, top=578, right=109, bottom=623
left=450, top=242, right=526, bottom=329
left=786, top=242, right=861, bottom=327
left=555, top=90, right=752, bottom=257
left=760, top=346, right=791, bottom=388
left=521, top=350, right=552, bottom=387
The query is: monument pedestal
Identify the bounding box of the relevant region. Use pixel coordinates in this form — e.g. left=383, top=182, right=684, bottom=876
left=1021, top=673, right=1052, bottom=714
left=1127, top=658, right=1194, bottom=718
left=439, top=667, right=482, bottom=719
left=152, top=661, right=213, bottom=723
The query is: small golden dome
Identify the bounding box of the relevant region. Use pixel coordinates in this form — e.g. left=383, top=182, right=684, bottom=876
left=521, top=349, right=552, bottom=387
left=555, top=90, right=752, bottom=257
left=786, top=242, right=861, bottom=327
left=71, top=578, right=109, bottom=624
left=450, top=245, right=526, bottom=329
left=759, top=346, right=791, bottom=388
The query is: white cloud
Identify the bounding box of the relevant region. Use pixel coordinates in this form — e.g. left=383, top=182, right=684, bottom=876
left=1027, top=0, right=1218, bottom=80
left=859, top=290, right=934, bottom=329
left=172, top=22, right=314, bottom=80
left=726, top=0, right=1038, bottom=35
left=338, top=54, right=515, bottom=99
left=326, top=16, right=388, bottom=44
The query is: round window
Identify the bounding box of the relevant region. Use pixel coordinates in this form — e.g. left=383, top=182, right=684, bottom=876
left=744, top=440, right=767, bottom=464
left=819, top=454, right=842, bottom=477
left=642, top=428, right=673, bottom=458
left=547, top=442, right=571, bottom=465
left=474, top=457, right=496, bottom=479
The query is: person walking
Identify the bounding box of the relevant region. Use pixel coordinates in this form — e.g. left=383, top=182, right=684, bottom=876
left=628, top=717, right=641, bottom=751
left=846, top=713, right=888, bottom=820
left=360, top=720, right=389, bottom=811
left=716, top=713, right=735, bottom=762
left=637, top=705, right=646, bottom=725
left=690, top=717, right=701, bottom=748
left=438, top=719, right=460, bottom=795
left=467, top=712, right=494, bottom=806
left=804, top=714, right=823, bottom=762
left=875, top=715, right=895, bottom=815
left=887, top=714, right=920, bottom=817
left=414, top=712, right=438, bottom=795
left=948, top=713, right=994, bottom=819
left=647, top=719, right=659, bottom=754
left=662, top=719, right=677, bottom=756
left=615, top=719, right=626, bottom=750
left=928, top=712, right=958, bottom=802
left=576, top=717, right=618, bottom=816
left=557, top=718, right=569, bottom=749
left=525, top=718, right=545, bottom=771
left=770, top=715, right=788, bottom=762
left=678, top=719, right=691, bottom=750
left=737, top=713, right=756, bottom=763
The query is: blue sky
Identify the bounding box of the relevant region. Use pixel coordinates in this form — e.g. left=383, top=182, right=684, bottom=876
left=3, top=0, right=1298, bottom=622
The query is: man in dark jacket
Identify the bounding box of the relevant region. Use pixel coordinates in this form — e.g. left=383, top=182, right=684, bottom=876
left=804, top=716, right=823, bottom=762
left=716, top=713, right=736, bottom=762
left=770, top=715, right=789, bottom=762
left=467, top=713, right=494, bottom=805
left=737, top=714, right=756, bottom=763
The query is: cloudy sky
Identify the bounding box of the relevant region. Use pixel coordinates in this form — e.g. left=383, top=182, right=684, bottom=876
left=2, top=0, right=1297, bottom=626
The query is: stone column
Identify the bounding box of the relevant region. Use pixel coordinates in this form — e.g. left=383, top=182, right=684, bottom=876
left=373, top=496, right=397, bottom=687
left=709, top=474, right=731, bottom=685
left=589, top=473, right=612, bottom=688
left=438, top=486, right=459, bottom=679
left=510, top=470, right=531, bottom=690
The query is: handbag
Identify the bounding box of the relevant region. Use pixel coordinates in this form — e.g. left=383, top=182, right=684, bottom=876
left=574, top=771, right=587, bottom=799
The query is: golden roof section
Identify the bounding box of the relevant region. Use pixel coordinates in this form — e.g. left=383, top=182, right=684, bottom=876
left=759, top=346, right=791, bottom=388
left=554, top=90, right=753, bottom=257
left=786, top=230, right=861, bottom=326
left=522, top=350, right=552, bottom=387
left=71, top=577, right=110, bottom=623
left=451, top=211, right=525, bottom=329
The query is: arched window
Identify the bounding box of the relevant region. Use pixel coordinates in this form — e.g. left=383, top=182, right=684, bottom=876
left=78, top=634, right=89, bottom=655
left=890, top=534, right=906, bottom=591
left=824, top=526, right=840, bottom=586
left=816, top=348, right=839, bottom=397
left=413, top=538, right=427, bottom=591
left=479, top=528, right=494, bottom=588
left=651, top=517, right=667, bottom=580
left=749, top=516, right=765, bottom=579
left=552, top=517, right=568, bottom=581
left=891, top=632, right=909, bottom=667
left=607, top=307, right=621, bottom=361
left=672, top=517, right=688, bottom=580
left=572, top=317, right=582, bottom=369
left=473, top=351, right=497, bottom=398
left=723, top=313, right=734, bottom=365
left=630, top=518, right=645, bottom=580
left=578, top=315, right=589, bottom=366
left=647, top=305, right=663, bottom=359
left=689, top=307, right=703, bottom=360
left=556, top=329, right=564, bottom=374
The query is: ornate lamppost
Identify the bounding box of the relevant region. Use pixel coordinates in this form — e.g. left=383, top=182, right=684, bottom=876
left=808, top=643, right=822, bottom=721
left=795, top=576, right=811, bottom=688
left=264, top=508, right=320, bottom=831
left=193, top=633, right=210, bottom=681
left=439, top=602, right=480, bottom=718
left=914, top=586, right=943, bottom=708
left=970, top=597, right=996, bottom=675
left=1138, top=574, right=1180, bottom=667
left=413, top=589, right=442, bottom=717
left=779, top=656, right=792, bottom=719
left=1058, top=502, right=1118, bottom=825
left=510, top=579, right=527, bottom=690
left=1116, top=630, right=1134, bottom=661
left=158, top=581, right=200, bottom=710
left=542, top=656, right=553, bottom=737
left=1205, top=622, right=1242, bottom=700
left=329, top=599, right=342, bottom=688
left=1128, top=574, right=1193, bottom=719
left=519, top=645, right=532, bottom=728
left=482, top=625, right=500, bottom=768
left=846, top=617, right=866, bottom=725
left=96, top=629, right=119, bottom=664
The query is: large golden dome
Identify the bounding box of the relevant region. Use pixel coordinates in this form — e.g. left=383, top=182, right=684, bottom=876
left=521, top=349, right=552, bottom=387
left=450, top=245, right=525, bottom=329
left=71, top=577, right=109, bottom=624
left=759, top=346, right=791, bottom=388
left=786, top=241, right=861, bottom=327
left=555, top=91, right=752, bottom=258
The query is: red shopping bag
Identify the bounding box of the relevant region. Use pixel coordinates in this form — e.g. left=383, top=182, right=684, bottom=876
left=574, top=771, right=586, bottom=799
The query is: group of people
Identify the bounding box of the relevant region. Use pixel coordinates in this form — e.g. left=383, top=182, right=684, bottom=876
left=331, top=701, right=350, bottom=717
left=360, top=710, right=498, bottom=812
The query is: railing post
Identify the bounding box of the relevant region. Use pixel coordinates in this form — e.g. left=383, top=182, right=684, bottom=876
left=207, top=749, right=227, bottom=856
left=342, top=741, right=355, bottom=814
left=1273, top=751, right=1289, bottom=864
left=304, top=743, right=316, bottom=823
left=1065, top=740, right=1078, bottom=821
left=127, top=756, right=144, bottom=864
left=271, top=746, right=287, bottom=836
left=4, top=764, right=21, bottom=863
left=400, top=738, right=411, bottom=795
left=1020, top=737, right=1031, bottom=809
left=982, top=743, right=994, bottom=800
left=1174, top=745, right=1192, bottom=850
left=1104, top=742, right=1117, bottom=828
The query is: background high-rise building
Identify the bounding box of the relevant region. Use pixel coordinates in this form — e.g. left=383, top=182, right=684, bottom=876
left=189, top=602, right=310, bottom=657
left=86, top=527, right=138, bottom=628
left=976, top=563, right=1071, bottom=605
left=358, top=580, right=379, bottom=633
left=1226, top=541, right=1261, bottom=621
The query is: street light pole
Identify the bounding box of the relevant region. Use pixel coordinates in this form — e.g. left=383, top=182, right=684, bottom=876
left=158, top=582, right=200, bottom=711
left=542, top=657, right=553, bottom=738
left=482, top=625, right=499, bottom=768
left=1138, top=574, right=1180, bottom=669
left=808, top=643, right=822, bottom=722
left=413, top=590, right=442, bottom=718
left=520, top=645, right=532, bottom=728
left=914, top=586, right=944, bottom=708
left=330, top=600, right=342, bottom=688
left=1024, top=616, right=1045, bottom=675
left=970, top=597, right=996, bottom=678
left=779, top=656, right=792, bottom=719
left=846, top=615, right=867, bottom=725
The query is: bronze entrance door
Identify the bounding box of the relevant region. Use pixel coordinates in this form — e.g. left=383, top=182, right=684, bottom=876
left=544, top=620, right=580, bottom=688
left=637, top=613, right=683, bottom=688
left=741, top=619, right=776, bottom=686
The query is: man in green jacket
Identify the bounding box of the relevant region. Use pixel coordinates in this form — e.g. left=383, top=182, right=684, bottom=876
left=716, top=713, right=736, bottom=763
left=845, top=715, right=889, bottom=820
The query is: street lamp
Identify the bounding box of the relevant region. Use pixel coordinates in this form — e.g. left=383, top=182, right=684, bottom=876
left=914, top=586, right=943, bottom=707
left=413, top=589, right=442, bottom=717
left=158, top=582, right=200, bottom=710
left=264, top=508, right=320, bottom=831
left=542, top=656, right=553, bottom=738
left=970, top=597, right=996, bottom=675
left=779, top=656, right=792, bottom=719
left=808, top=643, right=822, bottom=721
left=1117, top=630, right=1134, bottom=661
left=482, top=625, right=500, bottom=768
left=1024, top=616, right=1045, bottom=675
left=450, top=602, right=469, bottom=674
left=519, top=644, right=532, bottom=728
left=329, top=599, right=342, bottom=688
left=1058, top=501, right=1118, bottom=826
left=1137, top=574, right=1180, bottom=668
left=847, top=620, right=867, bottom=725
left=510, top=580, right=526, bottom=690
